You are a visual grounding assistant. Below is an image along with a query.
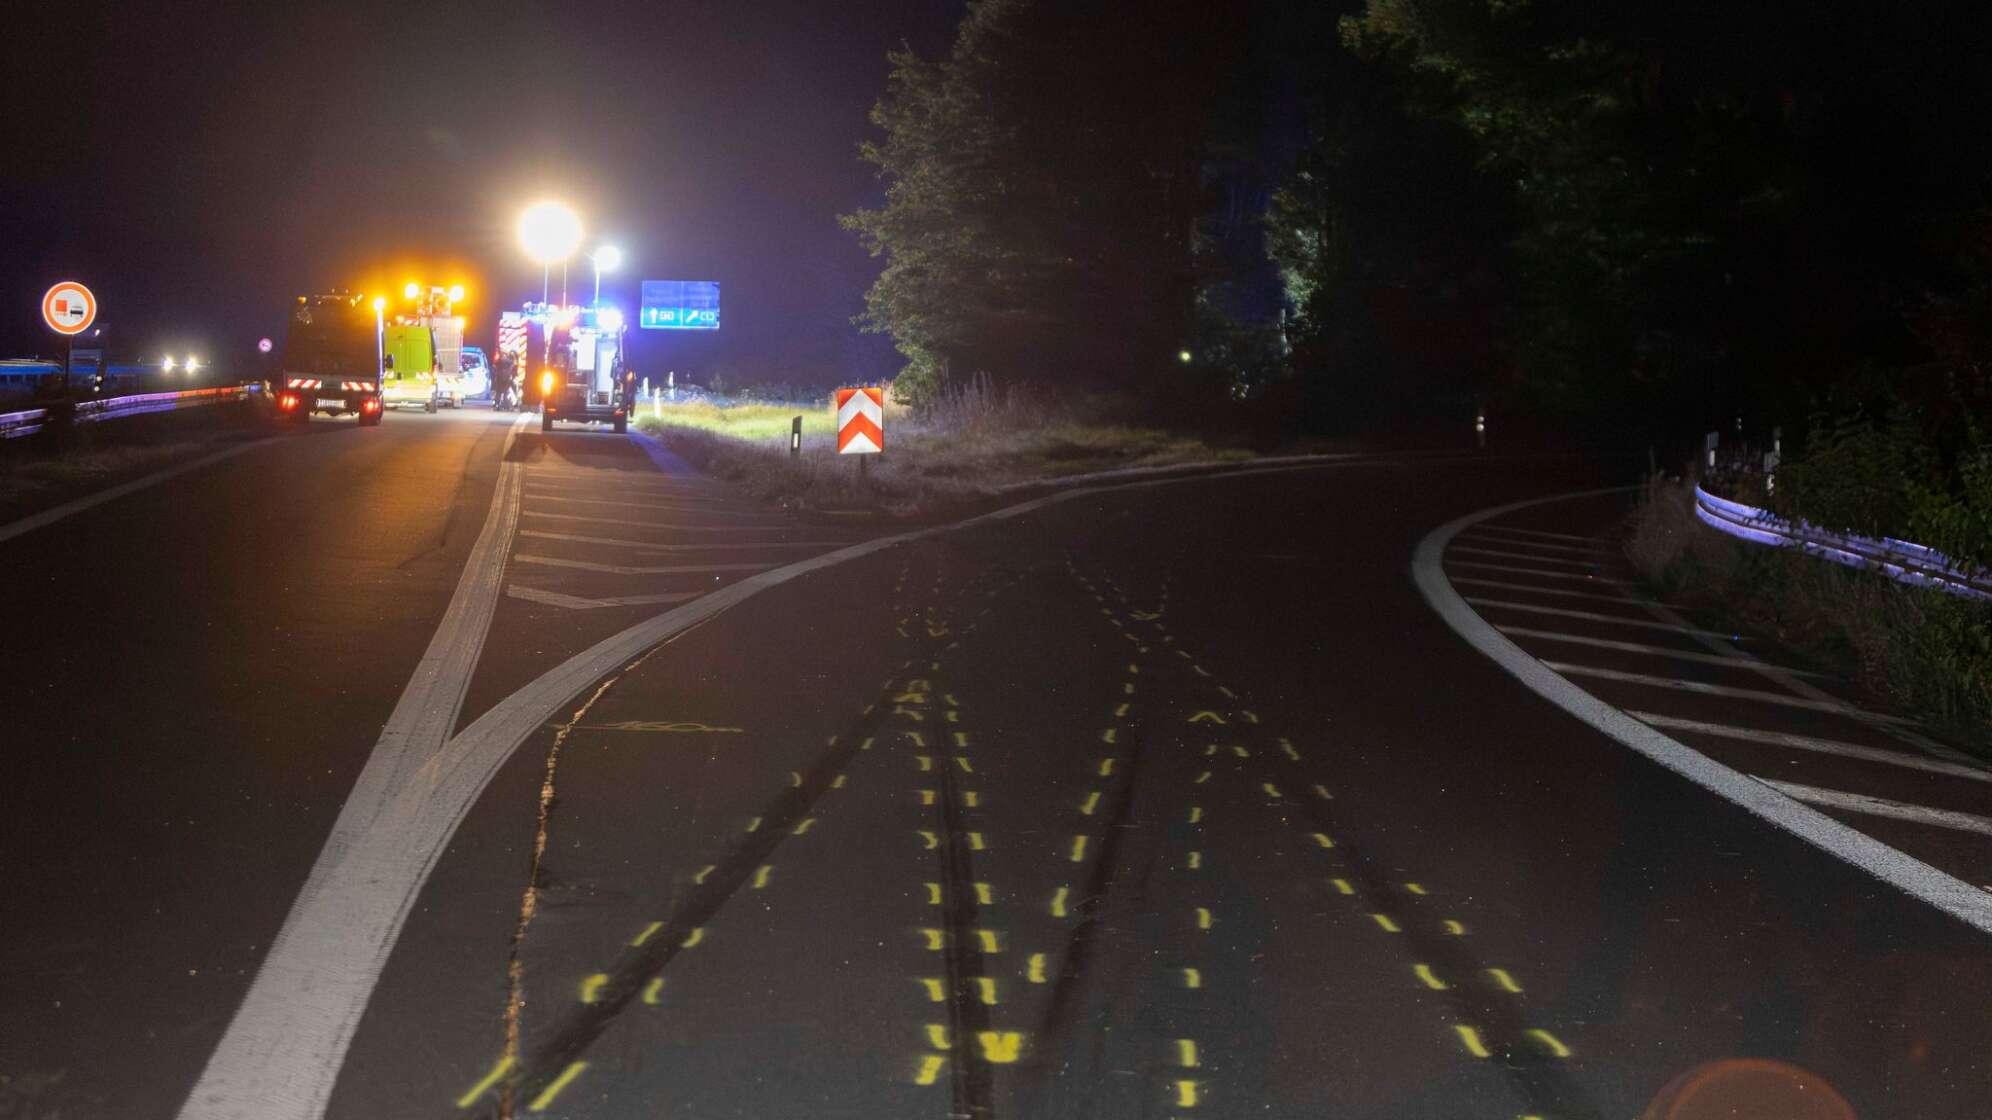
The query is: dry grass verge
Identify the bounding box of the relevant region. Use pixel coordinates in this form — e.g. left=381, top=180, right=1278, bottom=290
left=1625, top=475, right=1992, bottom=755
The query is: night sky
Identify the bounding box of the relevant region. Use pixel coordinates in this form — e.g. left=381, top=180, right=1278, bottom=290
left=1, top=0, right=961, bottom=384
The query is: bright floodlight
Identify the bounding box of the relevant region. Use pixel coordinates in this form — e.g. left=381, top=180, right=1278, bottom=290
left=598, top=307, right=624, bottom=332
left=519, top=201, right=583, bottom=265
left=372, top=296, right=387, bottom=312
left=447, top=284, right=466, bottom=304
left=404, top=282, right=421, bottom=300
left=186, top=355, right=201, bottom=373
left=593, top=245, right=623, bottom=273
left=162, top=356, right=176, bottom=371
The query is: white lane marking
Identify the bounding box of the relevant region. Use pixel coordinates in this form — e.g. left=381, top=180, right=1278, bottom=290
left=1542, top=661, right=1918, bottom=723
left=1452, top=576, right=1651, bottom=606
left=183, top=454, right=1415, bottom=1119
left=1464, top=597, right=1729, bottom=637
left=0, top=436, right=282, bottom=545
left=1448, top=560, right=1631, bottom=586
left=1633, top=712, right=1992, bottom=783
left=1414, top=487, right=1992, bottom=935
left=178, top=412, right=532, bottom=1120
left=523, top=491, right=785, bottom=517
left=1458, top=532, right=1607, bottom=558
left=518, top=528, right=851, bottom=551
left=1450, top=545, right=1602, bottom=570
left=1465, top=524, right=1598, bottom=544
left=1500, top=626, right=1831, bottom=678
left=506, top=585, right=705, bottom=611
left=1757, top=780, right=1992, bottom=837
left=522, top=509, right=805, bottom=531
left=513, top=554, right=774, bottom=576
left=525, top=473, right=720, bottom=494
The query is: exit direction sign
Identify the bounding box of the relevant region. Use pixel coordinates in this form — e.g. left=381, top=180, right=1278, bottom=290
left=639, top=306, right=719, bottom=329
left=640, top=281, right=721, bottom=331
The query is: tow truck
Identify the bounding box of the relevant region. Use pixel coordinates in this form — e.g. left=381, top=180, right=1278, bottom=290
left=519, top=302, right=632, bottom=433
left=275, top=292, right=384, bottom=425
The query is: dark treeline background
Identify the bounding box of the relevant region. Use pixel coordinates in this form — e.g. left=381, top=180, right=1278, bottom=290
left=846, top=0, right=1992, bottom=455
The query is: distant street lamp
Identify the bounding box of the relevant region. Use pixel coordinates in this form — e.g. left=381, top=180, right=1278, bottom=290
left=590, top=244, right=622, bottom=305
left=519, top=201, right=584, bottom=304
left=1178, top=349, right=1193, bottom=364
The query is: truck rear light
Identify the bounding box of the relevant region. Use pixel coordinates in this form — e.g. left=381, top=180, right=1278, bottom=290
left=279, top=393, right=298, bottom=410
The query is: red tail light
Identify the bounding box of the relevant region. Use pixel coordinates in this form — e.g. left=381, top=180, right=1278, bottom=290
left=279, top=393, right=298, bottom=410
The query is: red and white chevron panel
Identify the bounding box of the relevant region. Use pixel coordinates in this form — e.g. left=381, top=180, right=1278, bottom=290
left=835, top=386, right=884, bottom=455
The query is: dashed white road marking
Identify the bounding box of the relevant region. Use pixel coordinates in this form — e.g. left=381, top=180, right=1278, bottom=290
left=1632, top=713, right=1992, bottom=783
left=1503, top=627, right=1829, bottom=677
left=1451, top=576, right=1652, bottom=606
left=505, top=585, right=706, bottom=611
left=1463, top=524, right=1598, bottom=545
left=519, top=528, right=851, bottom=551
left=1450, top=545, right=1602, bottom=570
left=1464, top=597, right=1729, bottom=637
left=523, top=491, right=786, bottom=517
left=1757, top=780, right=1992, bottom=837
left=1415, top=487, right=1992, bottom=935
left=513, top=554, right=775, bottom=576
left=1456, top=532, right=1608, bottom=558
left=1543, top=661, right=1917, bottom=723
left=522, top=509, right=810, bottom=531
left=1447, top=560, right=1631, bottom=586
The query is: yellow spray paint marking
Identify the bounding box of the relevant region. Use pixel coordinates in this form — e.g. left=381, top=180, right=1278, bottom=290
left=1188, top=806, right=1204, bottom=824
left=1487, top=968, right=1524, bottom=993
left=904, top=732, right=924, bottom=748
left=915, top=756, right=933, bottom=772
left=1194, top=770, right=1212, bottom=784
left=1174, top=1080, right=1200, bottom=1108
left=752, top=864, right=774, bottom=889
left=895, top=708, right=926, bottom=721
left=926, top=1024, right=952, bottom=1051
left=1242, top=711, right=1260, bottom=724
left=1123, top=682, right=1136, bottom=694
left=974, top=977, right=999, bottom=1005
left=1080, top=791, right=1102, bottom=815
left=906, top=679, right=932, bottom=692
left=1175, top=1039, right=1200, bottom=1068
left=945, top=693, right=959, bottom=706
left=944, top=710, right=960, bottom=723
left=1413, top=964, right=1448, bottom=991
left=1100, top=728, right=1118, bottom=745
left=1126, top=663, right=1140, bottom=675
left=917, top=789, right=938, bottom=806
left=789, top=770, right=802, bottom=788
left=1443, top=919, right=1467, bottom=935
left=454, top=1056, right=515, bottom=1108
left=919, top=929, right=946, bottom=951
left=1313, top=784, right=1332, bottom=800
left=1027, top=953, right=1048, bottom=983
left=1176, top=648, right=1190, bottom=657
left=1051, top=886, right=1071, bottom=917
left=1098, top=758, right=1116, bottom=777
left=1193, top=665, right=1211, bottom=677
left=1310, top=833, right=1335, bottom=849
left=1263, top=782, right=1283, bottom=799
left=1115, top=703, right=1131, bottom=718
left=967, top=832, right=987, bottom=850
left=744, top=816, right=762, bottom=833
left=680, top=927, right=705, bottom=949
left=1195, top=907, right=1214, bottom=930
left=976, top=930, right=1003, bottom=953
left=1528, top=1029, right=1572, bottom=1058
left=1231, top=746, right=1250, bottom=758
left=1370, top=913, right=1401, bottom=933
left=860, top=736, right=875, bottom=750
left=579, top=974, right=609, bottom=1003
left=1219, top=685, right=1237, bottom=699
left=955, top=757, right=974, bottom=774
left=1280, top=740, right=1301, bottom=760
left=1330, top=878, right=1354, bottom=895
left=893, top=691, right=930, bottom=705
left=963, top=791, right=981, bottom=808
left=793, top=818, right=817, bottom=836
left=918, top=978, right=945, bottom=1002
left=631, top=921, right=664, bottom=946
left=527, top=1061, right=589, bottom=1112
left=978, top=1031, right=1026, bottom=1063
left=918, top=830, right=940, bottom=850
left=1453, top=1025, right=1493, bottom=1059
left=913, top=1054, right=947, bottom=1086
left=1405, top=882, right=1428, bottom=895
left=827, top=734, right=840, bottom=746
left=1188, top=711, right=1226, bottom=725
left=1203, top=744, right=1219, bottom=757
left=925, top=882, right=944, bottom=905
left=642, top=977, right=664, bottom=1005
left=831, top=775, right=847, bottom=789
left=952, top=731, right=970, bottom=748
left=1181, top=967, right=1202, bottom=989
left=1186, top=851, right=1202, bottom=870
left=973, top=882, right=994, bottom=905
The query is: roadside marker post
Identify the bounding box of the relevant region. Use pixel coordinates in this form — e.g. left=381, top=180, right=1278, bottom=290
left=836, top=386, right=883, bottom=487
left=791, top=415, right=802, bottom=458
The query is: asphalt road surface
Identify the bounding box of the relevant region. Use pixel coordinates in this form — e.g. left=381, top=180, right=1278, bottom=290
left=3, top=406, right=1987, bottom=1120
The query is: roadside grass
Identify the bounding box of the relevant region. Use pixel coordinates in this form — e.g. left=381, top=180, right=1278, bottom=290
left=633, top=381, right=1251, bottom=515
left=1624, top=474, right=1992, bottom=756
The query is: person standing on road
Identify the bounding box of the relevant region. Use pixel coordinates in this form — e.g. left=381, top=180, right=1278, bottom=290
left=493, top=351, right=516, bottom=411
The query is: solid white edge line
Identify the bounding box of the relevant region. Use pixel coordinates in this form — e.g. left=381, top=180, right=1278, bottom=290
left=1412, top=486, right=1992, bottom=935
left=177, top=454, right=1392, bottom=1120
left=0, top=436, right=284, bottom=545
left=178, top=412, right=531, bottom=1120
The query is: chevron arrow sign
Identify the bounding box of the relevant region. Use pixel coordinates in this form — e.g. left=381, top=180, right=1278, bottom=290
left=836, top=386, right=884, bottom=455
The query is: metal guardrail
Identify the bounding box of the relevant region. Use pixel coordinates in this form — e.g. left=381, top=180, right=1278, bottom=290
left=1695, top=483, right=1992, bottom=601
left=0, top=406, right=51, bottom=440
left=0, top=384, right=254, bottom=440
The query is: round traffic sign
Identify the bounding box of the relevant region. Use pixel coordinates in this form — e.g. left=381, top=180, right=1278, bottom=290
left=258, top=337, right=273, bottom=354
left=42, top=281, right=97, bottom=335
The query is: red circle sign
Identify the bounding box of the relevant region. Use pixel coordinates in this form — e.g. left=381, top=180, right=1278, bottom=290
left=42, top=281, right=97, bottom=335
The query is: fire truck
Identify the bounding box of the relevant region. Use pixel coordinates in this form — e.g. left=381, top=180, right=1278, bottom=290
left=275, top=292, right=385, bottom=425
left=513, top=302, right=632, bottom=433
